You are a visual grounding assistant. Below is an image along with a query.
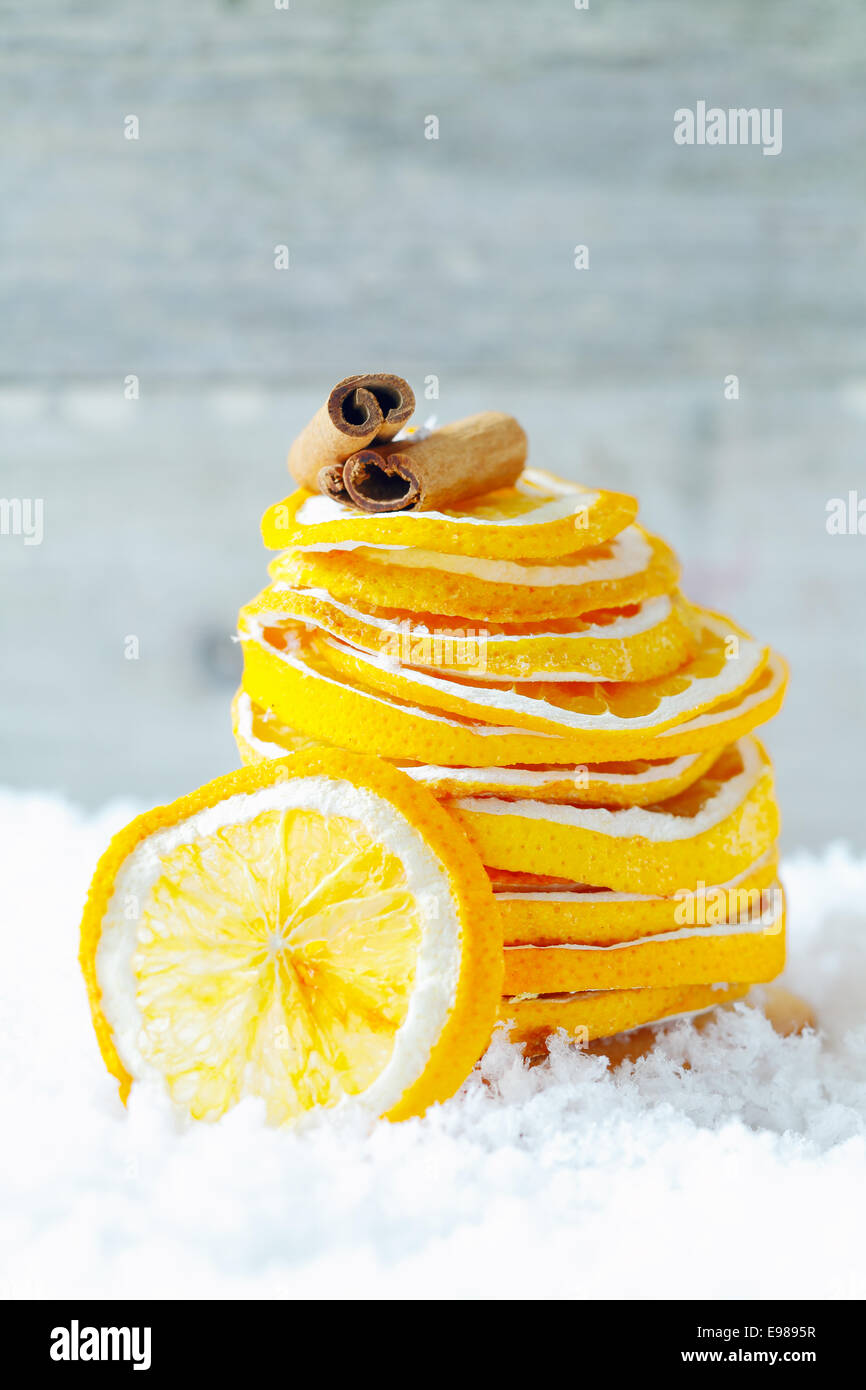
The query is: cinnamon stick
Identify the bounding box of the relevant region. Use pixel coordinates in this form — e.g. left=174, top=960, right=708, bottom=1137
left=288, top=373, right=415, bottom=500
left=342, top=412, right=527, bottom=513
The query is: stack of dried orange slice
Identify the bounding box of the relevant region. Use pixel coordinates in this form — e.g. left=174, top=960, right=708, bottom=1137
left=235, top=466, right=788, bottom=1055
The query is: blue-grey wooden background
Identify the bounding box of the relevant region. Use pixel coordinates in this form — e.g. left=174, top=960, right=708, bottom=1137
left=2, top=0, right=865, bottom=848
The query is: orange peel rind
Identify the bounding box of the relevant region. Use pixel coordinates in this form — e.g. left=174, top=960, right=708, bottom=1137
left=502, top=887, right=785, bottom=993
left=494, top=848, right=780, bottom=944
left=499, top=982, right=750, bottom=1051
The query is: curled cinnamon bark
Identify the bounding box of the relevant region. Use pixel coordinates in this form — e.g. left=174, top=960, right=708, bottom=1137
left=288, top=374, right=415, bottom=499
left=342, top=412, right=527, bottom=513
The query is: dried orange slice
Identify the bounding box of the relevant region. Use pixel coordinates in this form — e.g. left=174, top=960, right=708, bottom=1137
left=240, top=626, right=590, bottom=767
left=306, top=609, right=768, bottom=740
left=448, top=740, right=779, bottom=893
left=239, top=617, right=787, bottom=767
left=269, top=525, right=679, bottom=622
left=240, top=586, right=694, bottom=684
left=404, top=750, right=720, bottom=804
left=232, top=689, right=719, bottom=805
left=500, top=982, right=750, bottom=1051
left=502, top=886, right=785, bottom=993
left=79, top=749, right=502, bottom=1125
left=494, top=848, right=779, bottom=944
left=261, top=468, right=638, bottom=561
left=233, top=688, right=714, bottom=805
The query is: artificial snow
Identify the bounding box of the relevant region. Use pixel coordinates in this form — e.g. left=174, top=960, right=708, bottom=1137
left=1, top=789, right=865, bottom=1300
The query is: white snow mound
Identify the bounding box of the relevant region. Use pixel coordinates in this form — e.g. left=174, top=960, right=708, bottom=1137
left=1, top=791, right=865, bottom=1300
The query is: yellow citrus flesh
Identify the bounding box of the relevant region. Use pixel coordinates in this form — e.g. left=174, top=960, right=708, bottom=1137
left=448, top=741, right=780, bottom=894
left=269, top=526, right=679, bottom=622
left=240, top=585, right=695, bottom=684
left=232, top=688, right=720, bottom=806
left=500, top=982, right=750, bottom=1051
left=502, top=890, right=785, bottom=993
left=494, top=850, right=780, bottom=944
left=240, top=619, right=788, bottom=766
left=305, top=609, right=769, bottom=740
left=261, top=469, right=638, bottom=560
left=79, top=750, right=503, bottom=1125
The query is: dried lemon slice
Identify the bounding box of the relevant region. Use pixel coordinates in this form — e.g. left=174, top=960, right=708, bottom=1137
left=79, top=750, right=503, bottom=1125
left=261, top=469, right=638, bottom=561
left=502, top=887, right=785, bottom=994
left=500, top=982, right=750, bottom=1051
left=269, top=525, right=679, bottom=622
left=240, top=586, right=694, bottom=684
left=239, top=617, right=788, bottom=767
left=493, top=848, right=779, bottom=944
left=233, top=686, right=719, bottom=806
left=448, top=740, right=780, bottom=893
